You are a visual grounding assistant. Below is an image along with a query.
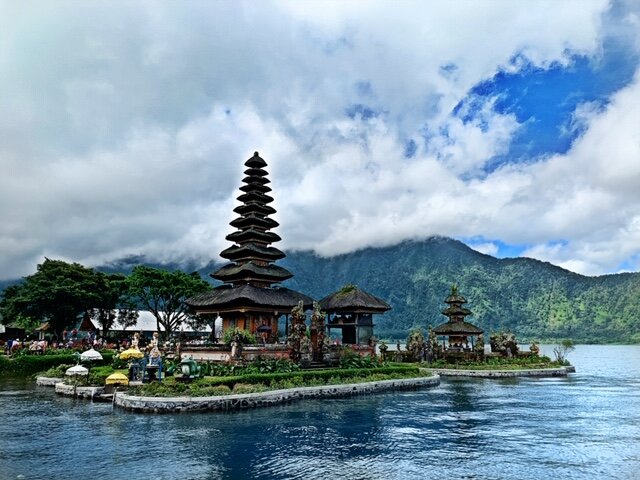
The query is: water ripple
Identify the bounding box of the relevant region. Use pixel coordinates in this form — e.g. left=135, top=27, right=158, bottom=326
left=1, top=345, right=639, bottom=479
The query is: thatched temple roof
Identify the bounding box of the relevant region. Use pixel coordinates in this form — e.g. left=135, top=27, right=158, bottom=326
left=319, top=285, right=391, bottom=314
left=187, top=151, right=309, bottom=312
left=187, top=284, right=314, bottom=312
left=432, top=320, right=483, bottom=335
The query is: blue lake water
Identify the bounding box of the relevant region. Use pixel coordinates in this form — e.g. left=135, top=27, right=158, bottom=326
left=1, top=345, right=639, bottom=479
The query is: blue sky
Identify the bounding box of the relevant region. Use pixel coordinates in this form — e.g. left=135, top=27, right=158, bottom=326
left=0, top=0, right=639, bottom=278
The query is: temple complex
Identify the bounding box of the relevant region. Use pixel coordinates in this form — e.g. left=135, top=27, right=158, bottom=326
left=432, top=285, right=483, bottom=352
left=320, top=285, right=391, bottom=347
left=186, top=152, right=313, bottom=342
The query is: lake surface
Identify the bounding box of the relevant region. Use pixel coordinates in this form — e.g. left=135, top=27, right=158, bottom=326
left=1, top=345, right=638, bottom=480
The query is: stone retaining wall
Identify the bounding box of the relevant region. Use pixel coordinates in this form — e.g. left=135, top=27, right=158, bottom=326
left=54, top=382, right=105, bottom=399
left=114, top=375, right=441, bottom=413
left=427, top=367, right=569, bottom=377
left=36, top=376, right=63, bottom=387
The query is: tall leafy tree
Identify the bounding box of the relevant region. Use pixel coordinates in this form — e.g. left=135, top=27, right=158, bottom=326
left=87, top=272, right=139, bottom=337
left=126, top=266, right=210, bottom=338
left=0, top=259, right=102, bottom=335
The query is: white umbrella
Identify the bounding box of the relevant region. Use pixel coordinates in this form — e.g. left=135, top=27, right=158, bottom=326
left=65, top=365, right=89, bottom=376
left=80, top=348, right=103, bottom=361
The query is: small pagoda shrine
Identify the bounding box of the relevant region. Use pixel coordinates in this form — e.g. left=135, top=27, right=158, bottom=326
left=187, top=152, right=313, bottom=342
left=320, top=284, right=391, bottom=348
left=433, top=285, right=483, bottom=352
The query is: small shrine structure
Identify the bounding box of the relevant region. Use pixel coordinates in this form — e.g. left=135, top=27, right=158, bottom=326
left=432, top=285, right=483, bottom=353
left=319, top=285, right=390, bottom=348
left=187, top=152, right=313, bottom=342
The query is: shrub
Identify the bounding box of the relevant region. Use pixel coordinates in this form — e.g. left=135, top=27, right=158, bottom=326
left=198, top=385, right=232, bottom=396
left=87, top=365, right=116, bottom=386
left=38, top=364, right=75, bottom=378
left=111, top=354, right=129, bottom=369
left=233, top=383, right=268, bottom=394
left=340, top=350, right=385, bottom=369
left=553, top=339, right=575, bottom=365
left=222, top=328, right=256, bottom=345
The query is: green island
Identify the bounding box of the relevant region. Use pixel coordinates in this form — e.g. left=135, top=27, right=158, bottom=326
left=1, top=153, right=576, bottom=410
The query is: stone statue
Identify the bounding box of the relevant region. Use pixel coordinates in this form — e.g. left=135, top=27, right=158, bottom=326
left=131, top=332, right=140, bottom=350
left=428, top=327, right=439, bottom=361
left=474, top=333, right=485, bottom=356
left=406, top=329, right=425, bottom=362
left=310, top=301, right=326, bottom=362
left=378, top=341, right=389, bottom=361
left=300, top=336, right=311, bottom=366
left=230, top=333, right=243, bottom=360
left=287, top=301, right=307, bottom=362
left=530, top=342, right=540, bottom=356
left=490, top=331, right=519, bottom=357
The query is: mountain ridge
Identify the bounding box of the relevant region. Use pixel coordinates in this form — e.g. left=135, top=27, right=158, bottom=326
left=3, top=237, right=638, bottom=343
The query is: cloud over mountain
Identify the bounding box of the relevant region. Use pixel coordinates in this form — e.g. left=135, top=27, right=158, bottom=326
left=1, top=0, right=639, bottom=279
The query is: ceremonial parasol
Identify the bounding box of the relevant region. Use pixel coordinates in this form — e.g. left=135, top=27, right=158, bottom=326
left=105, top=372, right=129, bottom=386
left=80, top=348, right=103, bottom=361
left=119, top=348, right=144, bottom=360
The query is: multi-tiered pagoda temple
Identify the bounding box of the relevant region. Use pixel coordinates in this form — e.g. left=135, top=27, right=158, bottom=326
left=187, top=152, right=313, bottom=341
left=433, top=285, right=483, bottom=350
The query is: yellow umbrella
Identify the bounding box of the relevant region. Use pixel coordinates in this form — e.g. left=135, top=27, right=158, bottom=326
left=119, top=348, right=144, bottom=360
left=105, top=372, right=129, bottom=386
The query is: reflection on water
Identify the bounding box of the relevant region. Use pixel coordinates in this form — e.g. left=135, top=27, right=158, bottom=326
left=1, top=345, right=639, bottom=479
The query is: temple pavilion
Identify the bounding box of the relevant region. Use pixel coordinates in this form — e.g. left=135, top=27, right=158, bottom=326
left=433, top=285, right=483, bottom=351
left=320, top=285, right=391, bottom=346
left=186, top=152, right=313, bottom=342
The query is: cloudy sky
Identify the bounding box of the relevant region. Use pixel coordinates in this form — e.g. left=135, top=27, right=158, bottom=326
left=1, top=0, right=639, bottom=280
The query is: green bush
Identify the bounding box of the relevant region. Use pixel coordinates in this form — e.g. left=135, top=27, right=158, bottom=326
left=87, top=365, right=116, bottom=386
left=38, top=364, right=75, bottom=378
left=340, top=350, right=385, bottom=369
left=222, top=328, right=256, bottom=345
left=132, top=365, right=427, bottom=397
left=0, top=351, right=116, bottom=376
left=232, top=383, right=269, bottom=394
left=197, top=385, right=233, bottom=396
left=422, top=354, right=560, bottom=370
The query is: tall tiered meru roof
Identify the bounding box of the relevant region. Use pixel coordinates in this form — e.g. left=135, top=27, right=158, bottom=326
left=187, top=152, right=313, bottom=313
left=213, top=152, right=292, bottom=286
left=433, top=285, right=483, bottom=335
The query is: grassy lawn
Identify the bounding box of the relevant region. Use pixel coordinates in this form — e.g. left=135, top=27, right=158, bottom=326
left=421, top=355, right=566, bottom=370
left=129, top=366, right=433, bottom=397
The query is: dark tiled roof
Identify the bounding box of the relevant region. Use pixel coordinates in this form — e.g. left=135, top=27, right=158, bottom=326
left=239, top=183, right=272, bottom=194
left=442, top=306, right=473, bottom=317
left=244, top=167, right=268, bottom=177
left=220, top=243, right=286, bottom=262
left=432, top=321, right=483, bottom=335
left=233, top=203, right=276, bottom=217
left=226, top=228, right=281, bottom=244
left=237, top=191, right=274, bottom=204
left=211, top=262, right=293, bottom=283
left=241, top=175, right=270, bottom=185
left=319, top=285, right=391, bottom=313
left=187, top=284, right=314, bottom=310
left=230, top=215, right=279, bottom=230
left=245, top=152, right=267, bottom=168
left=445, top=294, right=467, bottom=304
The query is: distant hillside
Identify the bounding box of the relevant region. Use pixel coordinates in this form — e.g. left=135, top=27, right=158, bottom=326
left=278, top=237, right=640, bottom=343
left=4, top=237, right=639, bottom=343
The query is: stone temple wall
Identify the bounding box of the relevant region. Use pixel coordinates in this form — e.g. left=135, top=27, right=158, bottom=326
left=114, top=375, right=441, bottom=413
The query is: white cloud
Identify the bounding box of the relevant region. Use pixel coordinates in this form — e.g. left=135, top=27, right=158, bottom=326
left=0, top=0, right=638, bottom=279
left=469, top=242, right=500, bottom=257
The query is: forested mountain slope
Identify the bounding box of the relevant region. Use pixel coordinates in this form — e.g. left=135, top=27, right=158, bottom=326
left=280, top=237, right=640, bottom=343
left=5, top=237, right=637, bottom=343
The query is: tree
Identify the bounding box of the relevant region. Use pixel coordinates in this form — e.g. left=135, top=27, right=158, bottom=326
left=126, top=266, right=210, bottom=338
left=553, top=339, right=576, bottom=364
left=87, top=272, right=139, bottom=337
left=0, top=259, right=102, bottom=336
